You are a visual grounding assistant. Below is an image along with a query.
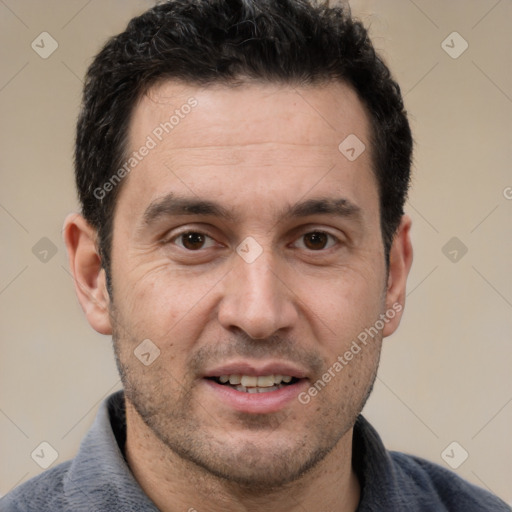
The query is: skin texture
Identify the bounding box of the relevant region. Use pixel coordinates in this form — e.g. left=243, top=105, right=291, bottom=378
left=64, top=80, right=413, bottom=512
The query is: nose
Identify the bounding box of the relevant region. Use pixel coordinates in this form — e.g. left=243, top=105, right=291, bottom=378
left=217, top=250, right=298, bottom=340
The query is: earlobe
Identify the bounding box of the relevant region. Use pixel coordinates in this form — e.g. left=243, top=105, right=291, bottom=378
left=382, top=215, right=413, bottom=338
left=63, top=213, right=112, bottom=335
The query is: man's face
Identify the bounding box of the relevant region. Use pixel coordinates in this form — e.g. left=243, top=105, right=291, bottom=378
left=109, top=81, right=394, bottom=487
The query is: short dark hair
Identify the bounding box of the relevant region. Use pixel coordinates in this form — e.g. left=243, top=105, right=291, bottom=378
left=75, top=0, right=412, bottom=287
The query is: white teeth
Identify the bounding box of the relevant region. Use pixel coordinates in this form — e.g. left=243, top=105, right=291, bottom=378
left=234, top=385, right=281, bottom=393
left=229, top=375, right=242, bottom=385
left=241, top=376, right=258, bottom=387
left=256, top=375, right=275, bottom=387
left=257, top=385, right=279, bottom=393
left=217, top=374, right=295, bottom=388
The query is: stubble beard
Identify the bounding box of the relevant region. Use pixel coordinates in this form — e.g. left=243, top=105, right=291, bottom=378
left=109, top=308, right=382, bottom=492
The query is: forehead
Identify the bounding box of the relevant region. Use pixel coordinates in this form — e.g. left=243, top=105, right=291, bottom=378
left=131, top=79, right=371, bottom=154
left=120, top=79, right=377, bottom=221
left=142, top=77, right=367, bottom=124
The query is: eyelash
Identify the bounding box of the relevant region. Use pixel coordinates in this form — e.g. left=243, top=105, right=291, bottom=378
left=168, top=230, right=340, bottom=251
left=172, top=231, right=218, bottom=250
left=292, top=231, right=338, bottom=251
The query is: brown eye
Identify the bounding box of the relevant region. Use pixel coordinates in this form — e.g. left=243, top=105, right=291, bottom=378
left=293, top=231, right=337, bottom=251
left=175, top=232, right=215, bottom=250
left=303, top=232, right=329, bottom=250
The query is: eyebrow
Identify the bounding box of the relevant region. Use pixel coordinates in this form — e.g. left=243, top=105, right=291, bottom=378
left=142, top=194, right=238, bottom=226
left=141, top=193, right=362, bottom=228
left=283, top=198, right=362, bottom=222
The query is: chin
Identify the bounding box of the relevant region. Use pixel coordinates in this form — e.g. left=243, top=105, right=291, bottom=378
left=166, top=428, right=332, bottom=491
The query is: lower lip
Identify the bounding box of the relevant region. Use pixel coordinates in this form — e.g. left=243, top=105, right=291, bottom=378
left=202, top=378, right=308, bottom=414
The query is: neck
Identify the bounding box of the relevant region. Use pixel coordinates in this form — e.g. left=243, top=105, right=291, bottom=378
left=125, top=401, right=360, bottom=512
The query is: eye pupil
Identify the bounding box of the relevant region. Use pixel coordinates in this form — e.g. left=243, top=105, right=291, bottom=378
left=182, top=232, right=205, bottom=250
left=304, top=232, right=328, bottom=250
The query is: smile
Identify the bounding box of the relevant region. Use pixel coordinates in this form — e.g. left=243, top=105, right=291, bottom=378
left=208, top=374, right=298, bottom=393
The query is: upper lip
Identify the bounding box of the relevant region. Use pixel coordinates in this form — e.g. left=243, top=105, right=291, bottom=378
left=203, top=361, right=308, bottom=379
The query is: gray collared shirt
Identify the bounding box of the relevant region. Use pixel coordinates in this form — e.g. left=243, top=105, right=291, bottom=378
left=1, top=391, right=510, bottom=511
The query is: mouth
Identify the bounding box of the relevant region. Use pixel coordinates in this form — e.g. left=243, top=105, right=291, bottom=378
left=202, top=363, right=309, bottom=413
left=206, top=374, right=301, bottom=393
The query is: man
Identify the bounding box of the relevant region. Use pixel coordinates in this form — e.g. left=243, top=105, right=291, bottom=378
left=1, top=1, right=509, bottom=511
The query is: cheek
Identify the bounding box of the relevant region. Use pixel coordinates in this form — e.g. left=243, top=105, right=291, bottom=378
left=294, top=265, right=385, bottom=339
left=114, top=262, right=221, bottom=347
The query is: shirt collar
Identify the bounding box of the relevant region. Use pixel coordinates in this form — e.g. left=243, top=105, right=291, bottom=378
left=63, top=390, right=159, bottom=511
left=64, top=391, right=398, bottom=511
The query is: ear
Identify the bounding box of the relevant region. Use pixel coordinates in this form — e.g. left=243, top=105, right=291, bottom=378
left=63, top=213, right=112, bottom=335
left=382, top=214, right=413, bottom=338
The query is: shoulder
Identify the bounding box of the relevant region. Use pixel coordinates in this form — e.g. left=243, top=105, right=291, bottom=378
left=353, top=415, right=510, bottom=511
left=390, top=451, right=511, bottom=511
left=0, top=462, right=71, bottom=512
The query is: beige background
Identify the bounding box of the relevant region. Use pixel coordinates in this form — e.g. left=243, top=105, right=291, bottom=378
left=1, top=0, right=511, bottom=504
